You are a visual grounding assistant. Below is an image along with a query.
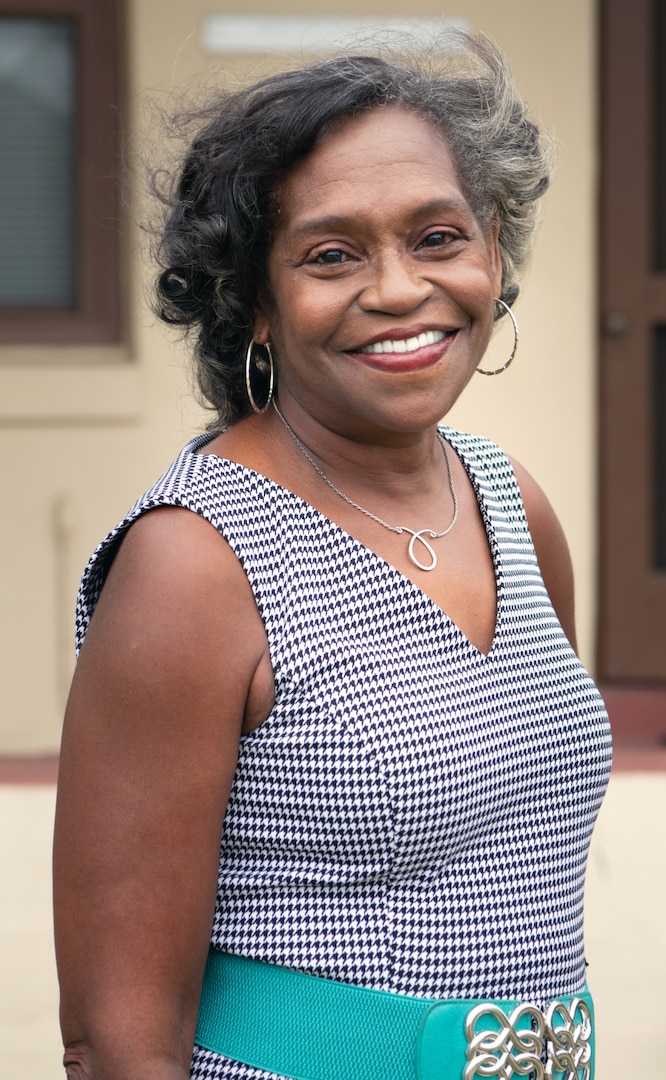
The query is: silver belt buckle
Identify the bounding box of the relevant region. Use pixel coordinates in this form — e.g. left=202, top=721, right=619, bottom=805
left=463, top=996, right=593, bottom=1079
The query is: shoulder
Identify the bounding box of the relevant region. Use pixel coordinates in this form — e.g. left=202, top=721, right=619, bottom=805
left=508, top=457, right=577, bottom=651
left=82, top=505, right=262, bottom=664
left=442, top=429, right=577, bottom=648
left=73, top=505, right=270, bottom=741
left=76, top=441, right=255, bottom=654
left=105, top=503, right=241, bottom=602
left=440, top=427, right=518, bottom=490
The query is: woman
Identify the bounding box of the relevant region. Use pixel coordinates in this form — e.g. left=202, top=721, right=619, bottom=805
left=54, top=34, right=611, bottom=1080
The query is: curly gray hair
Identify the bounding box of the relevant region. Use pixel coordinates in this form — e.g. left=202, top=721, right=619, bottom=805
left=155, top=32, right=553, bottom=426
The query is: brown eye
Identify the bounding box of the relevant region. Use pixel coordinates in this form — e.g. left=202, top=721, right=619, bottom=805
left=420, top=231, right=455, bottom=248
left=311, top=248, right=348, bottom=265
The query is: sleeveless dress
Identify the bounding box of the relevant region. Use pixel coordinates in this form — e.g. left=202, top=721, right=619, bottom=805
left=75, top=428, right=612, bottom=1080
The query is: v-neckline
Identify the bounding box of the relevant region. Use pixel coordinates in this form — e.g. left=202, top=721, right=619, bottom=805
left=191, top=431, right=503, bottom=660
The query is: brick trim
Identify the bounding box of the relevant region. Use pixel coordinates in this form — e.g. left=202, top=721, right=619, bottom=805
left=0, top=757, right=59, bottom=784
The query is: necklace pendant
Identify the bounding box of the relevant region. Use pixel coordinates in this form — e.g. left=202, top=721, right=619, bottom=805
left=405, top=529, right=438, bottom=572
left=272, top=403, right=457, bottom=568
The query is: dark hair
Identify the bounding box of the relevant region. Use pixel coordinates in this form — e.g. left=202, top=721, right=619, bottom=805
left=154, top=33, right=553, bottom=427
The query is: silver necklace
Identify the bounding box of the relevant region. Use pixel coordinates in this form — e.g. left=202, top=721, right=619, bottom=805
left=273, top=401, right=458, bottom=572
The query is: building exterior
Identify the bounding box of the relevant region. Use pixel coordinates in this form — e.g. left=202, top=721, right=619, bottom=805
left=1, top=2, right=664, bottom=1078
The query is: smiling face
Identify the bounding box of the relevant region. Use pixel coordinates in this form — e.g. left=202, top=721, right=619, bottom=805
left=254, top=106, right=503, bottom=440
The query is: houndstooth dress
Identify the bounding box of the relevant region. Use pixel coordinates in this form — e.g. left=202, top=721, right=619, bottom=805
left=76, top=428, right=612, bottom=1080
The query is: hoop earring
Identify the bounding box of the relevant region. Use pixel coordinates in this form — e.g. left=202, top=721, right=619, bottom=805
left=245, top=340, right=274, bottom=413
left=476, top=298, right=519, bottom=376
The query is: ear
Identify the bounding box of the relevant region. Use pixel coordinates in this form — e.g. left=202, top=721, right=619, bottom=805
left=487, top=214, right=503, bottom=296
left=252, top=290, right=273, bottom=346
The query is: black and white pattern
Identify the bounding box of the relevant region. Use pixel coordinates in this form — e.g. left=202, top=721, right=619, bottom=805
left=76, top=429, right=612, bottom=1080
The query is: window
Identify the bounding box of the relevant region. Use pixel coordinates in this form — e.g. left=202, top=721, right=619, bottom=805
left=0, top=0, right=123, bottom=344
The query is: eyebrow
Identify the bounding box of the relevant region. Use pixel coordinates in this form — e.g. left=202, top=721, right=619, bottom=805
left=286, top=197, right=476, bottom=238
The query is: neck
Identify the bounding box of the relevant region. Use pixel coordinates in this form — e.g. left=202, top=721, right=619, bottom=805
left=271, top=400, right=458, bottom=572
left=269, top=395, right=446, bottom=491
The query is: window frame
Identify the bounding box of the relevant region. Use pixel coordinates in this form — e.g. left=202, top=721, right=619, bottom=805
left=0, top=0, right=123, bottom=345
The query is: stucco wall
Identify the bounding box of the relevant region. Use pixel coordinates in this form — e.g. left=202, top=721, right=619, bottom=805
left=0, top=0, right=598, bottom=753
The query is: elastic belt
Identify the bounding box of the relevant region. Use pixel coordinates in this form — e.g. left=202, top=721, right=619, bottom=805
left=195, top=948, right=595, bottom=1080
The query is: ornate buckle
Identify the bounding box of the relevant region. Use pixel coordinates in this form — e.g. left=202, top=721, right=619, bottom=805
left=464, top=997, right=593, bottom=1079
left=544, top=998, right=593, bottom=1078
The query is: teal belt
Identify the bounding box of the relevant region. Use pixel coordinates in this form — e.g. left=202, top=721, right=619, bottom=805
left=195, top=949, right=595, bottom=1080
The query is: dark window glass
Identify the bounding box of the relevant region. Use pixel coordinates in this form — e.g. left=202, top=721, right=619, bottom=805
left=0, top=18, right=75, bottom=306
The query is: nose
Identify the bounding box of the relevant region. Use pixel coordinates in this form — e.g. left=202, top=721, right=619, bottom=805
left=358, top=251, right=434, bottom=314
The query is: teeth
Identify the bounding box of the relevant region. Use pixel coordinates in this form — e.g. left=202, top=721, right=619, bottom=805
left=359, top=330, right=449, bottom=355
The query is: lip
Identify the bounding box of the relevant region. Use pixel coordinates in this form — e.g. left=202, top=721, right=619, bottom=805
left=345, top=327, right=458, bottom=373
left=349, top=324, right=458, bottom=350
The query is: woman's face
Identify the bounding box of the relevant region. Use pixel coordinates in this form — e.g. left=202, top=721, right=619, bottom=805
left=255, top=106, right=502, bottom=439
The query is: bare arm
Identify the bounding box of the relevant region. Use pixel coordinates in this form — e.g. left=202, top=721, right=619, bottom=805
left=509, top=458, right=578, bottom=652
left=53, top=508, right=271, bottom=1080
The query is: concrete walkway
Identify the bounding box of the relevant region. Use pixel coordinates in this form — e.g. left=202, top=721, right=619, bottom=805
left=2, top=774, right=665, bottom=1079
left=1, top=785, right=61, bottom=1079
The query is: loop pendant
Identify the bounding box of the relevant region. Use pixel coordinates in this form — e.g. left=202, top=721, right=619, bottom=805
left=402, top=529, right=439, bottom=572
left=272, top=403, right=458, bottom=573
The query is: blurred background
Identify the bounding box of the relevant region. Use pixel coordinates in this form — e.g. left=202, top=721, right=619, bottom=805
left=1, top=1, right=664, bottom=1076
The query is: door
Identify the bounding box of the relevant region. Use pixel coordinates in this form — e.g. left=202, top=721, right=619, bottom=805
left=599, top=0, right=666, bottom=678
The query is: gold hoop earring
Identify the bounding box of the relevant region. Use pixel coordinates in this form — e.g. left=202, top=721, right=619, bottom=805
left=245, top=340, right=274, bottom=413
left=476, top=298, right=519, bottom=376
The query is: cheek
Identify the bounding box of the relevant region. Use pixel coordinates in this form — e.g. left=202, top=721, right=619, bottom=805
left=273, top=286, right=344, bottom=349
left=452, top=265, right=496, bottom=326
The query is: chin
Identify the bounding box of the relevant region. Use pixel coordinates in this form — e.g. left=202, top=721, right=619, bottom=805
left=382, top=383, right=468, bottom=430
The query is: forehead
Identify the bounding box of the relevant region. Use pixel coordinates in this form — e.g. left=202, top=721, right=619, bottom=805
left=274, top=107, right=470, bottom=229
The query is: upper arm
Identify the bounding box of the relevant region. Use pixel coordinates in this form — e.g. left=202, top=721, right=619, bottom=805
left=54, top=507, right=268, bottom=1077
left=509, top=458, right=578, bottom=652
